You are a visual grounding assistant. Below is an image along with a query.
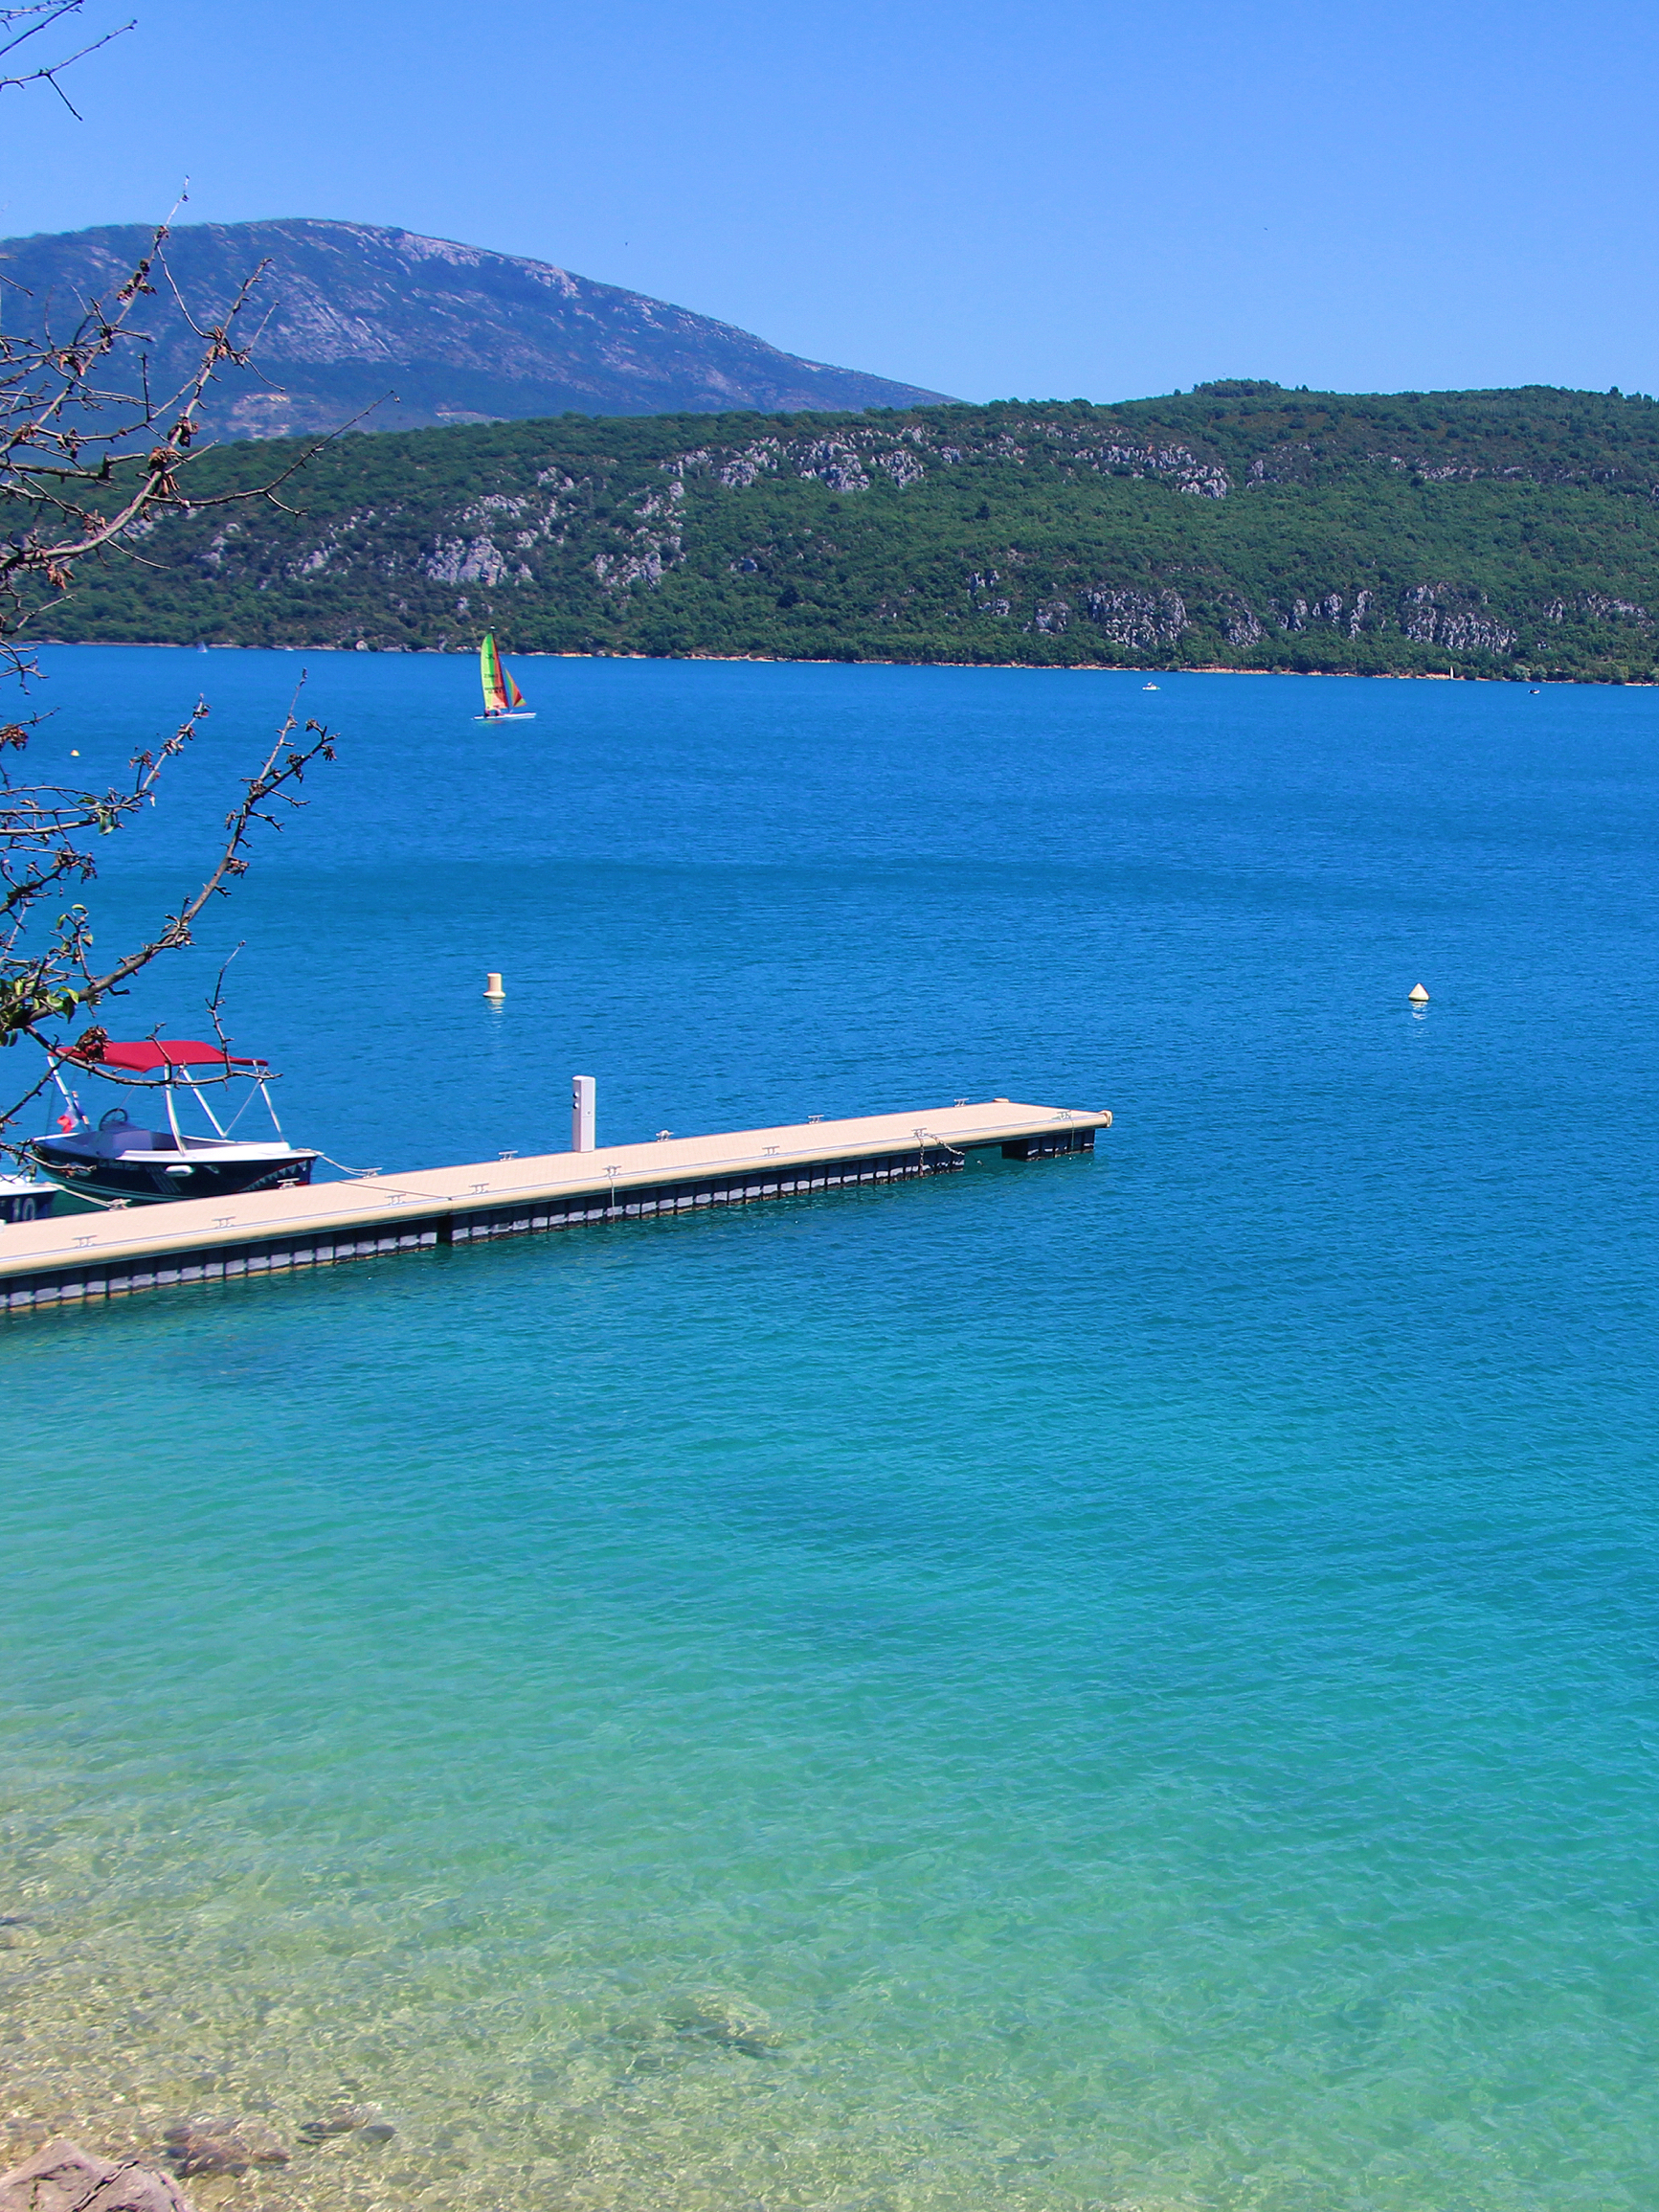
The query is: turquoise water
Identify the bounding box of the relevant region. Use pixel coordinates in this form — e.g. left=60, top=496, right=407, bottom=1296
left=4, top=652, right=1659, bottom=2211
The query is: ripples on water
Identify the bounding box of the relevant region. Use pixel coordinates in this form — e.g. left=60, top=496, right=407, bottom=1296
left=3, top=653, right=1658, bottom=2210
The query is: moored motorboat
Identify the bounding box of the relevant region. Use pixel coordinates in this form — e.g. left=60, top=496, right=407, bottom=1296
left=27, top=1035, right=319, bottom=1206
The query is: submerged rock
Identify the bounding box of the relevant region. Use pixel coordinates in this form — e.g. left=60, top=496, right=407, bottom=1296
left=297, top=2110, right=359, bottom=2140
left=160, top=2121, right=288, bottom=2178
left=663, top=1994, right=785, bottom=2058
left=607, top=1991, right=786, bottom=2068
left=0, top=2139, right=192, bottom=2212
left=298, top=2105, right=393, bottom=2144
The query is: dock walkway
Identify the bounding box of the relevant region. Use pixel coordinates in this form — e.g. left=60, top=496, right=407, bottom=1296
left=0, top=1097, right=1109, bottom=1314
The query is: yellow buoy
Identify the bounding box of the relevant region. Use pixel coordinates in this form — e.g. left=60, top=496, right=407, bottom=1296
left=1408, top=983, right=1430, bottom=1004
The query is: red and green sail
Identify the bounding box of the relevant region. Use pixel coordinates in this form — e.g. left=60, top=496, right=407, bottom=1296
left=479, top=633, right=526, bottom=715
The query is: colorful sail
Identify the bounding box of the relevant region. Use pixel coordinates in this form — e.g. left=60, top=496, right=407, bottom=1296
left=480, top=633, right=507, bottom=716
left=504, top=664, right=526, bottom=710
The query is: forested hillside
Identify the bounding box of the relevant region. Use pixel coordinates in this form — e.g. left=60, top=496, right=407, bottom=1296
left=40, top=380, right=1659, bottom=680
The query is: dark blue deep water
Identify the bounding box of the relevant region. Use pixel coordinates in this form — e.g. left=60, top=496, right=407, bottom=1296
left=2, top=649, right=1657, bottom=2212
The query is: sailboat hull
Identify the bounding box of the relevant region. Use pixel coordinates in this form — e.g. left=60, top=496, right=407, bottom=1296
left=473, top=711, right=537, bottom=722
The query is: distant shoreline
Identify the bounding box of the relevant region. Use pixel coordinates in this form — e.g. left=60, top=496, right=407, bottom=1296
left=27, top=642, right=1641, bottom=683
left=37, top=644, right=1636, bottom=686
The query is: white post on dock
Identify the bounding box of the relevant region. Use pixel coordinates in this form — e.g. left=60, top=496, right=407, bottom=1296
left=572, top=1075, right=595, bottom=1153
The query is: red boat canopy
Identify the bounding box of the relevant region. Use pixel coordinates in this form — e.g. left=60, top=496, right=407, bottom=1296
left=64, top=1038, right=266, bottom=1072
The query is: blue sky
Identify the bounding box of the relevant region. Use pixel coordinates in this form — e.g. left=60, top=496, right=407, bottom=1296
left=3, top=0, right=1654, bottom=403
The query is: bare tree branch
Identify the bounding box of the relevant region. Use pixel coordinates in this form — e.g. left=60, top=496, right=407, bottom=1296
left=0, top=5, right=133, bottom=116
left=0, top=10, right=347, bottom=1140
left=81, top=688, right=337, bottom=1004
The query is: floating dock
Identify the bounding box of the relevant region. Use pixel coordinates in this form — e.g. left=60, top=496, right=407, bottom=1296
left=0, top=1097, right=1109, bottom=1315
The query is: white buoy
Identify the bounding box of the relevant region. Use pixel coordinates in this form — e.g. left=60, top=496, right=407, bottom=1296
left=1408, top=983, right=1430, bottom=1004
left=484, top=971, right=505, bottom=1000
left=572, top=1074, right=595, bottom=1152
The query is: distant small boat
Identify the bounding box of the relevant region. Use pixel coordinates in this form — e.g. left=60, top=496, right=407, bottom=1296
left=1142, top=683, right=1159, bottom=691
left=475, top=633, right=535, bottom=722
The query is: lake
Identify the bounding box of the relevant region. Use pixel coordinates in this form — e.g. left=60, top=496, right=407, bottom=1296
left=2, top=649, right=1657, bottom=2212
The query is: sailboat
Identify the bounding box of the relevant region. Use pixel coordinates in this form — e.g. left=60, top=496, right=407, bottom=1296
left=475, top=633, right=536, bottom=722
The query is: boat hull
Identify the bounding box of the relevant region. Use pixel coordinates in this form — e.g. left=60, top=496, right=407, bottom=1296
left=0, top=1176, right=54, bottom=1224
left=27, top=1141, right=318, bottom=1208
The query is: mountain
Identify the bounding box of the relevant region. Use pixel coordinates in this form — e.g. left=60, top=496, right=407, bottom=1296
left=0, top=217, right=952, bottom=435
left=37, top=381, right=1659, bottom=682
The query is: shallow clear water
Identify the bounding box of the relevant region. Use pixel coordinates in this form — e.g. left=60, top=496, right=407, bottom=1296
left=3, top=651, right=1659, bottom=2210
